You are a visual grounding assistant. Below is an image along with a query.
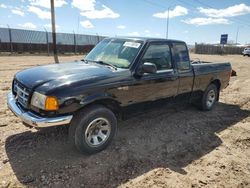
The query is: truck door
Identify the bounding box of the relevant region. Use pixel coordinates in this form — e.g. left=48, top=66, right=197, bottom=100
left=131, top=42, right=179, bottom=104
left=172, top=42, right=193, bottom=96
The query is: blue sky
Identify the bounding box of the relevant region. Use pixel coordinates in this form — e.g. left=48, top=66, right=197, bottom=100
left=0, top=0, right=250, bottom=44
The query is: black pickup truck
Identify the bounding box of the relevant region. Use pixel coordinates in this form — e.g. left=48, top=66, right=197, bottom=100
left=7, top=37, right=232, bottom=154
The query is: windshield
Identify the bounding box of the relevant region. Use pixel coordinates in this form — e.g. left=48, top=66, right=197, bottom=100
left=85, top=38, right=143, bottom=68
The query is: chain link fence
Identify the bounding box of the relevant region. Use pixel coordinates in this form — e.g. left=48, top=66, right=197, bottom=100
left=0, top=27, right=105, bottom=54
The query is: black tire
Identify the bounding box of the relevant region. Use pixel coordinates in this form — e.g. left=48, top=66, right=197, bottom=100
left=69, top=104, right=117, bottom=154
left=200, top=84, right=218, bottom=111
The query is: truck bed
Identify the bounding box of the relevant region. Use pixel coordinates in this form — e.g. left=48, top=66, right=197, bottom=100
left=192, top=61, right=231, bottom=92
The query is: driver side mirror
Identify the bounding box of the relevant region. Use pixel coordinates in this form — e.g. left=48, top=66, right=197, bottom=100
left=142, top=62, right=157, bottom=74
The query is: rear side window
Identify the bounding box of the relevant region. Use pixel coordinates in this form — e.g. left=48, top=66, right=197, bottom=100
left=173, top=43, right=190, bottom=70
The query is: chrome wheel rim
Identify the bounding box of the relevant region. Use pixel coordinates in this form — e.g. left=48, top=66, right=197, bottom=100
left=206, top=89, right=216, bottom=108
left=85, top=117, right=111, bottom=147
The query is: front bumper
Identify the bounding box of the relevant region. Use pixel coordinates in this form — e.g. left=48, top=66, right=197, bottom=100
left=7, top=92, right=73, bottom=127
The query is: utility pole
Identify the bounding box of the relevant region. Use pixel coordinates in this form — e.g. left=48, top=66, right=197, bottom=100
left=50, top=0, right=59, bottom=63
left=166, top=7, right=170, bottom=39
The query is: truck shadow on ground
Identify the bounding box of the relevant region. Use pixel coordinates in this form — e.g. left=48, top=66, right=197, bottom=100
left=5, top=102, right=250, bottom=187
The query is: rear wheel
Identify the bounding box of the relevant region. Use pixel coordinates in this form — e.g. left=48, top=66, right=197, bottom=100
left=69, top=105, right=117, bottom=154
left=200, top=84, right=218, bottom=111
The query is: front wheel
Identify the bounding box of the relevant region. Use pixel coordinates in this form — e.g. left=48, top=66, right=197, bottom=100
left=69, top=105, right=117, bottom=154
left=200, top=84, right=218, bottom=111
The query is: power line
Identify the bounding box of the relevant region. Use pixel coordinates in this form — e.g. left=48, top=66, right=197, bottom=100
left=192, top=0, right=249, bottom=25
left=141, top=0, right=249, bottom=25
left=139, top=0, right=176, bottom=39
left=140, top=0, right=171, bottom=10
left=138, top=0, right=249, bottom=43
left=175, top=0, right=199, bottom=12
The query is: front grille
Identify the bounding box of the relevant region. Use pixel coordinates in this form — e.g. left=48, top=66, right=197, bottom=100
left=13, top=80, right=31, bottom=109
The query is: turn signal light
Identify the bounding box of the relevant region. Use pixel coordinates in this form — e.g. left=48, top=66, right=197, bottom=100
left=45, top=96, right=59, bottom=111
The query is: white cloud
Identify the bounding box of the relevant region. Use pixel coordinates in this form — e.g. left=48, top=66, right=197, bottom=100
left=28, top=6, right=50, bottom=19
left=72, top=0, right=120, bottom=19
left=29, top=0, right=67, bottom=9
left=117, top=25, right=126, bottom=29
left=71, top=0, right=95, bottom=11
left=182, top=17, right=230, bottom=26
left=145, top=30, right=150, bottom=33
left=80, top=5, right=119, bottom=19
left=18, top=22, right=37, bottom=29
left=153, top=5, right=188, bottom=19
left=80, top=20, right=94, bottom=28
left=183, top=30, right=188, bottom=33
left=127, top=31, right=140, bottom=36
left=11, top=9, right=25, bottom=16
left=44, top=23, right=60, bottom=29
left=198, top=3, right=250, bottom=18
left=0, top=4, right=7, bottom=8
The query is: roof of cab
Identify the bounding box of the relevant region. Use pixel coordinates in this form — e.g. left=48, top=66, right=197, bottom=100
left=107, top=36, right=185, bottom=43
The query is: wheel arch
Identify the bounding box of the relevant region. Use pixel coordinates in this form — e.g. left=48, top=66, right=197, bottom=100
left=77, top=95, right=122, bottom=120
left=88, top=98, right=122, bottom=119
left=210, top=79, right=221, bottom=101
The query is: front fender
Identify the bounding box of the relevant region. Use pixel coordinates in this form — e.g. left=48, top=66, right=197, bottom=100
left=78, top=92, right=122, bottom=118
left=79, top=92, right=115, bottom=106
left=57, top=92, right=121, bottom=115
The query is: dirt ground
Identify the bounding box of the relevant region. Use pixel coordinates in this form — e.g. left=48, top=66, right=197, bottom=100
left=0, top=54, right=249, bottom=188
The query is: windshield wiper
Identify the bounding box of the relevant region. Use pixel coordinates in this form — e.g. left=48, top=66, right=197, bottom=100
left=85, top=60, right=117, bottom=70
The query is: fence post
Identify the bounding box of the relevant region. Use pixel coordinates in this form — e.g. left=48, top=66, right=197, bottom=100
left=45, top=30, right=49, bottom=56
left=7, top=25, right=13, bottom=54
left=30, top=42, right=32, bottom=54
left=73, top=32, right=76, bottom=54
left=96, top=33, right=100, bottom=43
left=0, top=39, right=1, bottom=53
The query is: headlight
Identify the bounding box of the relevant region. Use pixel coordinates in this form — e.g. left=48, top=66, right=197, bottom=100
left=31, top=92, right=58, bottom=111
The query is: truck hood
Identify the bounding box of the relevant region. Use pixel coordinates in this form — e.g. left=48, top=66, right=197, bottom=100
left=15, top=61, right=118, bottom=90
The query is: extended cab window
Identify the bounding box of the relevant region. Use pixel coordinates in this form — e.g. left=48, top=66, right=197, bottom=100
left=173, top=43, right=190, bottom=70
left=141, top=44, right=172, bottom=71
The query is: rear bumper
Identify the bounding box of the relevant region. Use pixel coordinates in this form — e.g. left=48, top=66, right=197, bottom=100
left=7, top=92, right=73, bottom=127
